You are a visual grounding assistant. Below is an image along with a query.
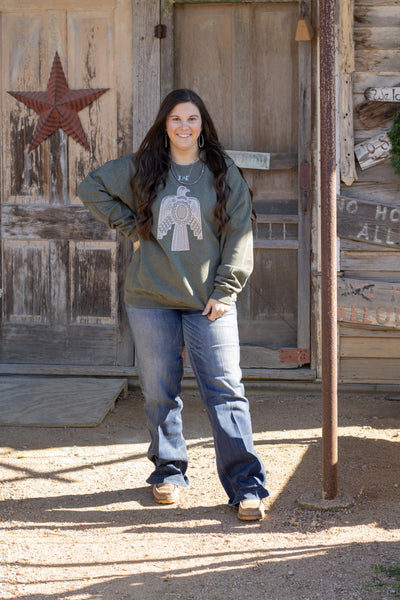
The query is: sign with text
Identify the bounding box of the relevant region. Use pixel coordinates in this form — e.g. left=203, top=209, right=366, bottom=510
left=364, top=87, right=400, bottom=103
left=354, top=132, right=391, bottom=170
left=337, top=195, right=400, bottom=248
left=338, top=277, right=400, bottom=329
left=226, top=150, right=270, bottom=170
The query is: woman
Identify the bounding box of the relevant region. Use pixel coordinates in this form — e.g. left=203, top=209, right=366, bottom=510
left=78, top=89, right=269, bottom=520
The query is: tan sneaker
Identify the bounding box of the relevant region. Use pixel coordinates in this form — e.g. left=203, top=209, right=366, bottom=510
left=237, top=499, right=266, bottom=521
left=152, top=483, right=180, bottom=504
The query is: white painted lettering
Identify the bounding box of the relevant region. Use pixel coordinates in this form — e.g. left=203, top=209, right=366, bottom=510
left=378, top=135, right=390, bottom=152
left=346, top=200, right=358, bottom=214
left=390, top=208, right=400, bottom=223
left=356, top=224, right=369, bottom=240
left=373, top=225, right=383, bottom=243
left=375, top=205, right=388, bottom=220
left=338, top=198, right=345, bottom=212
left=386, top=228, right=395, bottom=245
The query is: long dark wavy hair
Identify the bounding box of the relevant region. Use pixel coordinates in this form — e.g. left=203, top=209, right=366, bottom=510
left=131, top=88, right=251, bottom=240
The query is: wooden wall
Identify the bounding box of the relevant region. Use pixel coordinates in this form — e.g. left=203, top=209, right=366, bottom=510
left=337, top=0, right=400, bottom=383
left=0, top=0, right=135, bottom=366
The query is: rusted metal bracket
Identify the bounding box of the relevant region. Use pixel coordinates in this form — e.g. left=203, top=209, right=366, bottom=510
left=280, top=348, right=310, bottom=365
left=300, top=161, right=311, bottom=214
left=154, top=24, right=167, bottom=39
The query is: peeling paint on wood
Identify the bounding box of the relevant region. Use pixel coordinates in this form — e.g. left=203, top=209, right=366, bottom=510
left=338, top=195, right=400, bottom=248
left=354, top=132, right=391, bottom=170
left=338, top=276, right=400, bottom=330
left=1, top=0, right=134, bottom=366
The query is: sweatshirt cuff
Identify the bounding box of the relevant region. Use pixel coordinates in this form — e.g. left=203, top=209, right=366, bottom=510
left=211, top=289, right=237, bottom=305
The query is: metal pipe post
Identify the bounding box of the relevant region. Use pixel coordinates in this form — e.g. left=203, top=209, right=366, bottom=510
left=319, top=0, right=338, bottom=500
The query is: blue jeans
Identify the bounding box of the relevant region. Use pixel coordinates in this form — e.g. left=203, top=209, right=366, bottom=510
left=125, top=303, right=269, bottom=505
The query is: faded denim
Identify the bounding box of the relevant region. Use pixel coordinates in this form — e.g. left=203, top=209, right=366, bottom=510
left=125, top=303, right=269, bottom=505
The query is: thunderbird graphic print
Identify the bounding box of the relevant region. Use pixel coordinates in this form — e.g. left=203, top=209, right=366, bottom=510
left=157, top=186, right=203, bottom=251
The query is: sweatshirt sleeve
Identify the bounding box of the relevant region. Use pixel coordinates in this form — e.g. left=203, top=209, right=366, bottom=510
left=211, top=163, right=254, bottom=304
left=77, top=156, right=138, bottom=239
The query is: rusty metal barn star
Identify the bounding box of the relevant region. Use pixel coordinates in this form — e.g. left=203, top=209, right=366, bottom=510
left=7, top=52, right=109, bottom=152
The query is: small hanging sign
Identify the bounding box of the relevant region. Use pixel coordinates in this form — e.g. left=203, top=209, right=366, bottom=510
left=226, top=150, right=270, bottom=170
left=337, top=276, right=400, bottom=330
left=364, top=87, right=400, bottom=103
left=337, top=195, right=400, bottom=248
left=354, top=132, right=391, bottom=170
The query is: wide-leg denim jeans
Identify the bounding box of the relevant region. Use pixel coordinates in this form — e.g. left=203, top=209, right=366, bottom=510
left=125, top=303, right=269, bottom=505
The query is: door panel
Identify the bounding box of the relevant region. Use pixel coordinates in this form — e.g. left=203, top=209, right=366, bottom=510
left=173, top=1, right=309, bottom=368
left=0, top=1, right=133, bottom=365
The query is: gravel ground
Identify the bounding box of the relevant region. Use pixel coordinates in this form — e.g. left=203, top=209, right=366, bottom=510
left=0, top=388, right=399, bottom=600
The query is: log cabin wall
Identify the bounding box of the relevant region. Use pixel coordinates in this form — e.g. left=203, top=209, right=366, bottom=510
left=337, top=0, right=400, bottom=383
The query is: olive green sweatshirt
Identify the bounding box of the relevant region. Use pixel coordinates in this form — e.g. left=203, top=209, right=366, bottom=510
left=77, top=154, right=253, bottom=310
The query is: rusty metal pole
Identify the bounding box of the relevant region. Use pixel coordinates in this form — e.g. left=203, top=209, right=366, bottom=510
left=320, top=0, right=338, bottom=500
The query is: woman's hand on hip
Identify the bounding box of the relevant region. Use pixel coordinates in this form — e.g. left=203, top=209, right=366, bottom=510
left=202, top=298, right=230, bottom=321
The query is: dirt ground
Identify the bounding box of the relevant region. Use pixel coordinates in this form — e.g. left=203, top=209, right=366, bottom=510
left=0, top=387, right=399, bottom=600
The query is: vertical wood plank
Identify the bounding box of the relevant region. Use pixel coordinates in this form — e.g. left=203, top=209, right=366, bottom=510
left=115, top=0, right=134, bottom=156
left=297, top=0, right=312, bottom=351
left=232, top=4, right=251, bottom=151
left=47, top=10, right=69, bottom=205
left=69, top=241, right=117, bottom=325
left=68, top=11, right=116, bottom=203
left=338, top=0, right=357, bottom=186
left=161, top=0, right=174, bottom=101
left=1, top=12, right=68, bottom=203
left=132, top=0, right=161, bottom=150
left=174, top=3, right=232, bottom=143
left=49, top=240, right=69, bottom=324
left=3, top=240, right=50, bottom=323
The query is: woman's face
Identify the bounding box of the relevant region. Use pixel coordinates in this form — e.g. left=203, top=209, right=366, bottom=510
left=165, top=102, right=202, bottom=161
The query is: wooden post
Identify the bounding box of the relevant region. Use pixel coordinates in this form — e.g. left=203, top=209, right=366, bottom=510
left=297, top=0, right=312, bottom=354
left=338, top=0, right=357, bottom=186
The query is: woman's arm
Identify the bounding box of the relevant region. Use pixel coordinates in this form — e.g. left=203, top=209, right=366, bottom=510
left=77, top=156, right=138, bottom=239
left=210, top=164, right=254, bottom=305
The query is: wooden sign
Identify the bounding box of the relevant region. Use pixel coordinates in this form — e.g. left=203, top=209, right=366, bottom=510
left=338, top=276, right=400, bottom=329
left=364, top=87, right=400, bottom=103
left=354, top=132, right=391, bottom=170
left=337, top=195, right=400, bottom=248
left=226, top=150, right=270, bottom=170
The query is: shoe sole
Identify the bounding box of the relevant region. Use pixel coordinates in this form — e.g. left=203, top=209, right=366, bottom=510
left=237, top=512, right=266, bottom=521
left=153, top=487, right=180, bottom=504
left=153, top=495, right=179, bottom=505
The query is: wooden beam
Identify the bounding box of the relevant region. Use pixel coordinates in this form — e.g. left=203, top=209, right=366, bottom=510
left=132, top=0, right=161, bottom=148
left=2, top=205, right=116, bottom=241
left=297, top=0, right=312, bottom=352
left=338, top=0, right=357, bottom=186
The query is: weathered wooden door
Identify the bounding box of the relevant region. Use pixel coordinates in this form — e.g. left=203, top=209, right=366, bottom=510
left=0, top=0, right=133, bottom=366
left=169, top=1, right=312, bottom=369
